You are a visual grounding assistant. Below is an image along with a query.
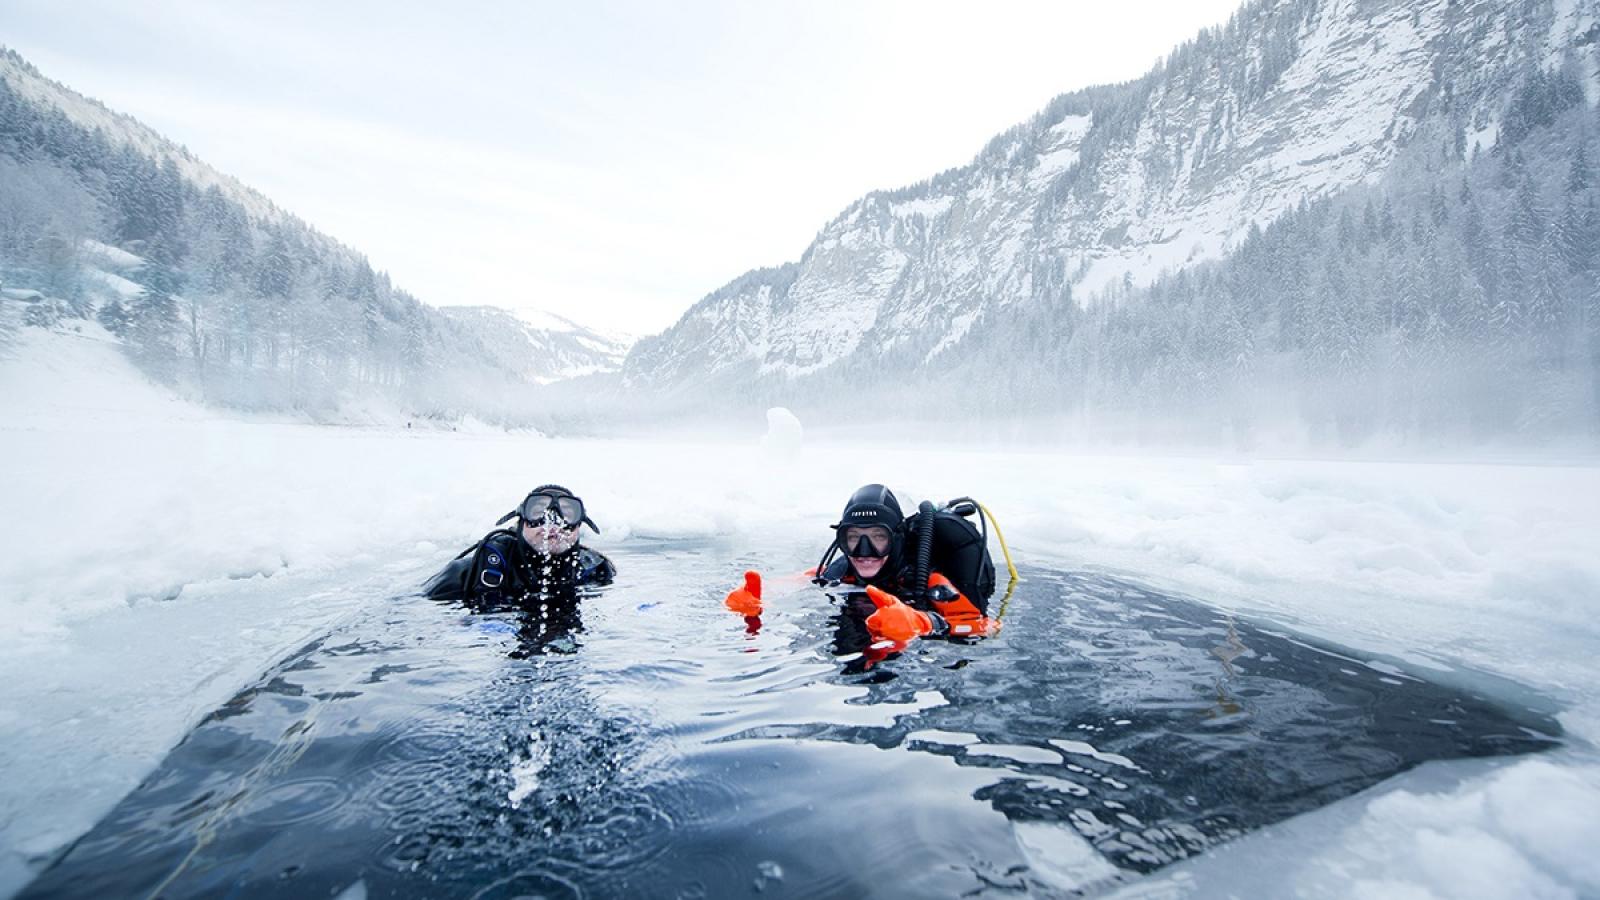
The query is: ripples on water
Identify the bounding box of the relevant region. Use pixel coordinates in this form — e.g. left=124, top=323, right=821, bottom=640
left=18, top=547, right=1561, bottom=899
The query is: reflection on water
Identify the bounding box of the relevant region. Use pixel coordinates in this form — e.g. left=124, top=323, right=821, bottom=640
left=17, top=553, right=1561, bottom=899
left=1205, top=617, right=1249, bottom=720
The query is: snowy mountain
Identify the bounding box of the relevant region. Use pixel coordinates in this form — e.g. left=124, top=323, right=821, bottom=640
left=623, top=0, right=1600, bottom=446
left=0, top=48, right=627, bottom=426
left=435, top=306, right=631, bottom=385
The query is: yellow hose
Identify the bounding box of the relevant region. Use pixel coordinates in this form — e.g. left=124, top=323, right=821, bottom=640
left=978, top=501, right=1019, bottom=618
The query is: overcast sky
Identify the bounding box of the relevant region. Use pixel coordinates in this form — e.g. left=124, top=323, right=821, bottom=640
left=1, top=0, right=1244, bottom=336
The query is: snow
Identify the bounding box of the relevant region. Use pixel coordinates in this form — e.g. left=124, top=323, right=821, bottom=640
left=504, top=304, right=635, bottom=349
left=760, top=406, right=804, bottom=459
left=892, top=196, right=955, bottom=219
left=78, top=240, right=143, bottom=272
left=1551, top=0, right=1600, bottom=101
left=1072, top=0, right=1450, bottom=303
left=1032, top=114, right=1093, bottom=181
left=2, top=325, right=1599, bottom=899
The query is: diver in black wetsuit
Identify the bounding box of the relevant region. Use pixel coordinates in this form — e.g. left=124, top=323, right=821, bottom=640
left=426, top=485, right=615, bottom=651
left=726, top=484, right=1000, bottom=669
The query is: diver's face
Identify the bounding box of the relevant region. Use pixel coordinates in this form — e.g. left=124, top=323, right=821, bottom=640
left=521, top=520, right=579, bottom=555
left=851, top=555, right=886, bottom=578
left=840, top=525, right=892, bottom=579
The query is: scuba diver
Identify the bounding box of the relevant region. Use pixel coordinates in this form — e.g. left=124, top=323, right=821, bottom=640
left=726, top=484, right=1003, bottom=662
left=426, top=485, right=616, bottom=651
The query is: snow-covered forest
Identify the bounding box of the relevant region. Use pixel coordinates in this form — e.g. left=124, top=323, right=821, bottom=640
left=0, top=50, right=630, bottom=427
left=968, top=76, right=1600, bottom=448
left=0, top=54, right=428, bottom=404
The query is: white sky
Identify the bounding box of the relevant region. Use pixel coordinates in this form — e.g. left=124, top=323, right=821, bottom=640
left=0, top=0, right=1245, bottom=336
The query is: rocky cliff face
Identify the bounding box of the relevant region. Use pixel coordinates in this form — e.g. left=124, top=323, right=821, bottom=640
left=623, top=0, right=1599, bottom=394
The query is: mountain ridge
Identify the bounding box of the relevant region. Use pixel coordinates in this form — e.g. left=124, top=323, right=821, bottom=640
left=622, top=0, right=1599, bottom=412
left=0, top=46, right=628, bottom=425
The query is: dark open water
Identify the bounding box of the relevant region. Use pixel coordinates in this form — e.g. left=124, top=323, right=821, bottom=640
left=17, top=546, right=1561, bottom=899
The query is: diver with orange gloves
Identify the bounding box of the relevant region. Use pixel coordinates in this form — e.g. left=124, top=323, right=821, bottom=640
left=727, top=484, right=1007, bottom=664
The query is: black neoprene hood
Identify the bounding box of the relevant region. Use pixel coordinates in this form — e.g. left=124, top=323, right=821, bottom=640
left=832, top=483, right=904, bottom=531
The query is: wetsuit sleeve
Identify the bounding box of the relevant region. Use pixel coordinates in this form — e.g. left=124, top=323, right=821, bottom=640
left=815, top=556, right=851, bottom=586
left=578, top=548, right=616, bottom=585
left=425, top=534, right=520, bottom=605
left=423, top=555, right=473, bottom=602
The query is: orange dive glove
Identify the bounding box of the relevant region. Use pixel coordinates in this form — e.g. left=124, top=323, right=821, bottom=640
left=725, top=570, right=763, bottom=616
left=864, top=585, right=934, bottom=643
left=928, top=573, right=1000, bottom=637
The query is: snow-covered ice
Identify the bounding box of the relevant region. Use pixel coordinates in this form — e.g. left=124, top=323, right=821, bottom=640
left=1, top=325, right=1598, bottom=898
left=761, top=406, right=804, bottom=459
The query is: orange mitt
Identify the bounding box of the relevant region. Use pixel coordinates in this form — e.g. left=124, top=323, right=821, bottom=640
left=864, top=585, right=934, bottom=643
left=725, top=570, right=763, bottom=616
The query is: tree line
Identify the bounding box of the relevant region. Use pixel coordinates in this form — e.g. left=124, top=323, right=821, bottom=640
left=0, top=50, right=480, bottom=417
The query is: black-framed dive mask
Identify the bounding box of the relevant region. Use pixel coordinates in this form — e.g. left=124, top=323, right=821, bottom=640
left=520, top=491, right=585, bottom=529
left=837, top=525, right=892, bottom=559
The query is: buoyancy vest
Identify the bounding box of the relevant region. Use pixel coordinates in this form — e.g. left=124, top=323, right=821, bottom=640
left=424, top=529, right=615, bottom=608
left=902, top=508, right=996, bottom=609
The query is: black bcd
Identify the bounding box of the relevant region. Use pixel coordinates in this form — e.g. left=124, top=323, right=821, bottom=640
left=904, top=504, right=997, bottom=612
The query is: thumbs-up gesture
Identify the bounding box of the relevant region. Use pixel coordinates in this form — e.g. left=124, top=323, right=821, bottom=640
left=725, top=571, right=763, bottom=616
left=864, top=585, right=933, bottom=643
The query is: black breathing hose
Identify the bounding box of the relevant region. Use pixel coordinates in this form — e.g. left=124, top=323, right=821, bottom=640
left=912, top=500, right=936, bottom=601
